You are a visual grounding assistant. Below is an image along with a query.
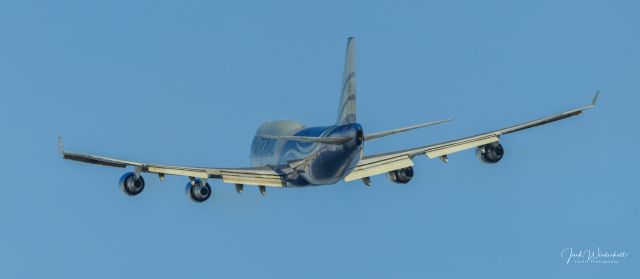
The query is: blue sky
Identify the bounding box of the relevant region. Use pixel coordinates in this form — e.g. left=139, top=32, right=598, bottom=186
left=0, top=0, right=638, bottom=278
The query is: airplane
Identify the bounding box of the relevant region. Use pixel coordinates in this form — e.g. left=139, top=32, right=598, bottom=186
left=59, top=37, right=599, bottom=203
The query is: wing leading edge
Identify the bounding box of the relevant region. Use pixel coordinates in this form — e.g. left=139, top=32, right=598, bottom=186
left=345, top=92, right=599, bottom=182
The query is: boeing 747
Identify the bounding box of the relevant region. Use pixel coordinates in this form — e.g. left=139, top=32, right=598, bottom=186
left=60, top=37, right=598, bottom=202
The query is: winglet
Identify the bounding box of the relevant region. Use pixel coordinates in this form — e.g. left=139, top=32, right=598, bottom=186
left=591, top=90, right=600, bottom=107
left=57, top=136, right=65, bottom=154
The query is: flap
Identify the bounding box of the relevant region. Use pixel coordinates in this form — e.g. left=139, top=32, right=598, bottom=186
left=222, top=175, right=285, bottom=187
left=425, top=135, right=499, bottom=158
left=344, top=155, right=414, bottom=182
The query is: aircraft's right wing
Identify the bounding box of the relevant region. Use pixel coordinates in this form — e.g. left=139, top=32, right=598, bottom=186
left=345, top=92, right=599, bottom=182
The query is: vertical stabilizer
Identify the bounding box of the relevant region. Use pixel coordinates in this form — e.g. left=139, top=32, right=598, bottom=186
left=336, top=37, right=356, bottom=125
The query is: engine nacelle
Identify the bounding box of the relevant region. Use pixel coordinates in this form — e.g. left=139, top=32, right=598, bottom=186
left=387, top=166, right=414, bottom=184
left=119, top=172, right=145, bottom=196
left=185, top=179, right=212, bottom=202
left=476, top=142, right=504, bottom=164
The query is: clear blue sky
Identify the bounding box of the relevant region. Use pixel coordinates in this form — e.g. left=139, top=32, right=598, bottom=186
left=0, top=0, right=638, bottom=278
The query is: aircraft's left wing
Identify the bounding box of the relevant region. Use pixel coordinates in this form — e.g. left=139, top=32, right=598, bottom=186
left=345, top=92, right=599, bottom=182
left=60, top=146, right=287, bottom=187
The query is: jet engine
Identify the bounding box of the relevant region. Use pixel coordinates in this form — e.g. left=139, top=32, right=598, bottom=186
left=185, top=179, right=212, bottom=202
left=119, top=172, right=145, bottom=196
left=387, top=166, right=414, bottom=184
left=476, top=142, right=504, bottom=164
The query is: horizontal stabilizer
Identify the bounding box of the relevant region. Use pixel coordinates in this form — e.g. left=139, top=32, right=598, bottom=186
left=364, top=118, right=453, bottom=141
left=260, top=135, right=352, bottom=145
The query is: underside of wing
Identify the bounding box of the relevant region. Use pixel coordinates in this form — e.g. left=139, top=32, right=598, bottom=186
left=346, top=92, right=599, bottom=183
left=61, top=149, right=286, bottom=187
